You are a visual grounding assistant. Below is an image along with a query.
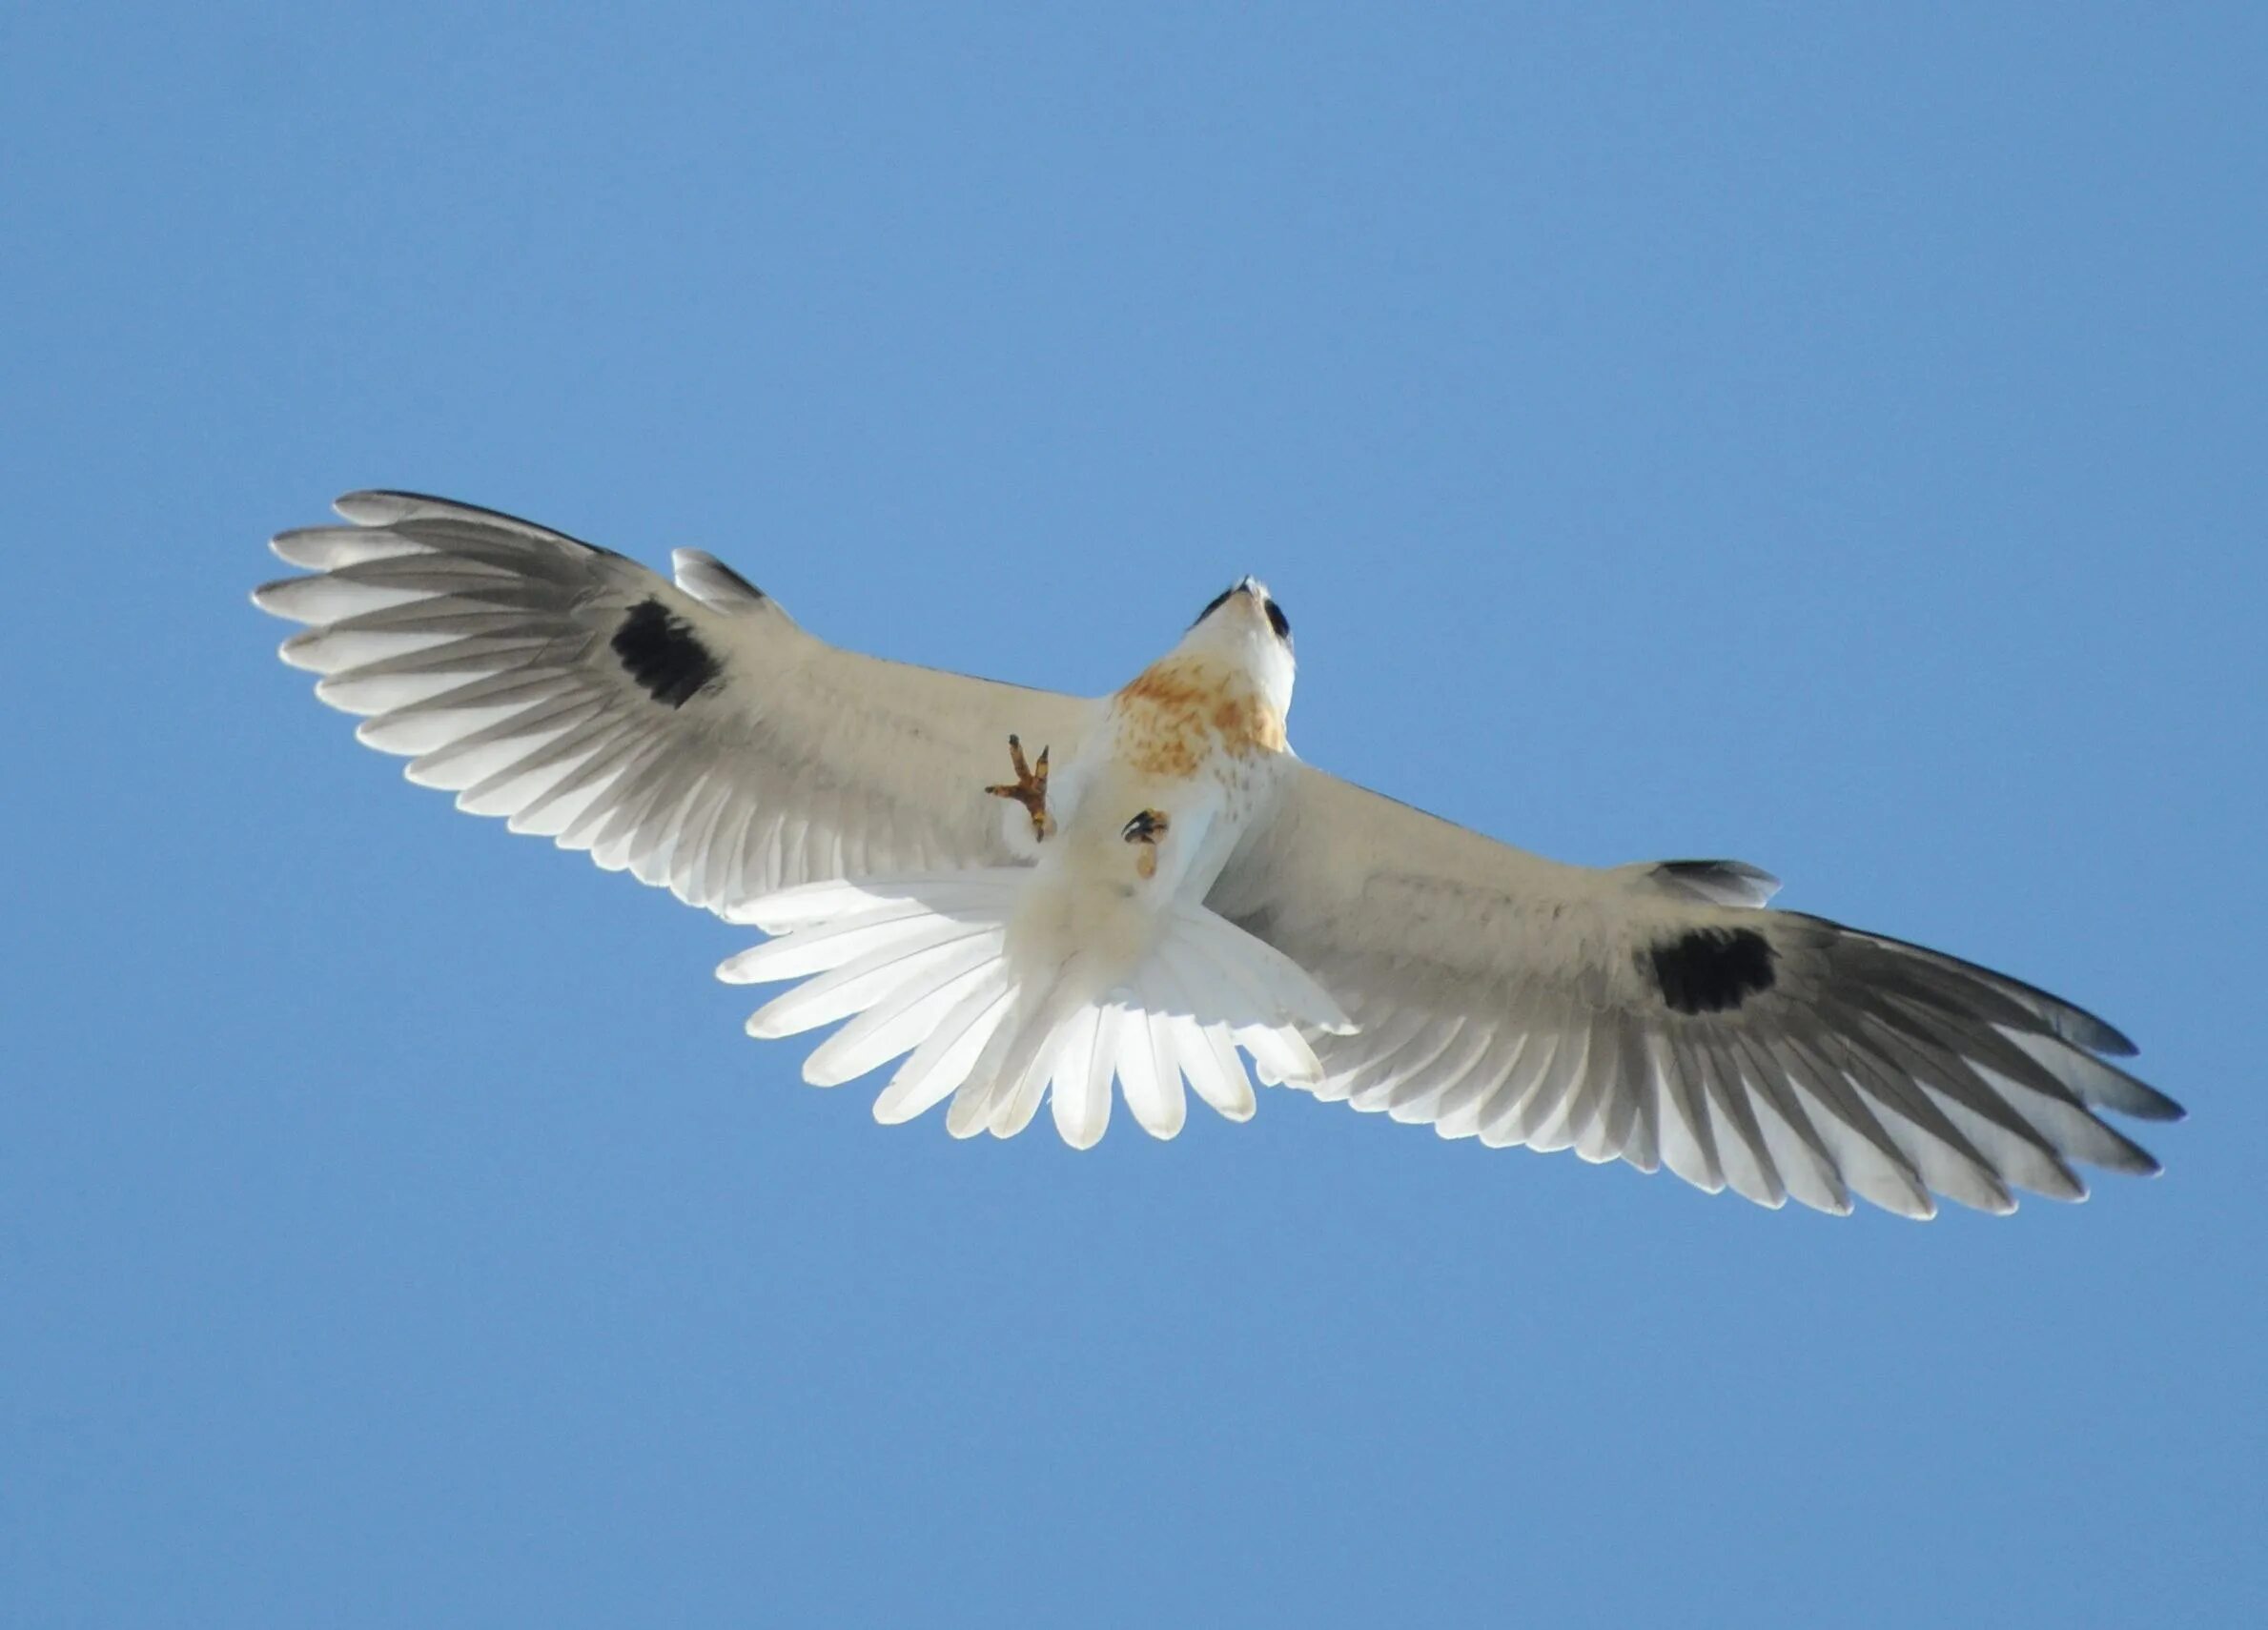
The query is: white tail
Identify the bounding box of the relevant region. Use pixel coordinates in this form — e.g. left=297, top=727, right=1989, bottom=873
left=718, top=869, right=1354, bottom=1147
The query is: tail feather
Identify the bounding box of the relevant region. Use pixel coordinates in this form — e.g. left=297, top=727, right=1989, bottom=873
left=947, top=1013, right=1024, bottom=1139
left=723, top=867, right=1358, bottom=1145
left=737, top=926, right=1002, bottom=1039
left=725, top=870, right=1021, bottom=932
left=1237, top=1022, right=1322, bottom=1090
left=996, top=1000, right=1106, bottom=1144
left=988, top=1014, right=1064, bottom=1140
left=1161, top=917, right=1332, bottom=1088
left=1115, top=1001, right=1186, bottom=1140
left=1053, top=1006, right=1119, bottom=1148
left=872, top=971, right=1016, bottom=1124
left=803, top=940, right=1003, bottom=1085
left=1188, top=1014, right=1257, bottom=1123
left=1166, top=907, right=1353, bottom=1036
left=721, top=899, right=981, bottom=985
left=1133, top=956, right=1255, bottom=1123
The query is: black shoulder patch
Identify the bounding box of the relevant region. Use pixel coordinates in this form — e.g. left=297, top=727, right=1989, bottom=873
left=1647, top=927, right=1778, bottom=1015
left=611, top=598, right=720, bottom=708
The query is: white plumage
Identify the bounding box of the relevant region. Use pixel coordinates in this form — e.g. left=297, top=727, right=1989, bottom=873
left=710, top=866, right=1347, bottom=1149
left=255, top=491, right=2183, bottom=1217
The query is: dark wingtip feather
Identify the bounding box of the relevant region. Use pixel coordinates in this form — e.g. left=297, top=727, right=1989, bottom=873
left=332, top=489, right=622, bottom=558
left=1808, top=914, right=2146, bottom=1062
left=2070, top=1013, right=2141, bottom=1058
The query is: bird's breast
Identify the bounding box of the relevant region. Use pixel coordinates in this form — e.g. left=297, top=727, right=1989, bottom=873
left=1111, top=656, right=1287, bottom=782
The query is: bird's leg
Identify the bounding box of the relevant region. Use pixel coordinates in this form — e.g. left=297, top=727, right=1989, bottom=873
left=1121, top=808, right=1170, bottom=879
left=986, top=734, right=1054, bottom=841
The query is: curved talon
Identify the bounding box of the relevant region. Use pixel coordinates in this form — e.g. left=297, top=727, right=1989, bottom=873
left=1122, top=807, right=1169, bottom=878
left=986, top=733, right=1054, bottom=840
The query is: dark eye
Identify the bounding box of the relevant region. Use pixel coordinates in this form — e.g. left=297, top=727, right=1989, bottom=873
left=1191, top=585, right=1235, bottom=627
left=1264, top=597, right=1291, bottom=641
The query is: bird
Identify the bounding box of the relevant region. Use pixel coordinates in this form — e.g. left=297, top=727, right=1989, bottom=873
left=254, top=491, right=2182, bottom=1219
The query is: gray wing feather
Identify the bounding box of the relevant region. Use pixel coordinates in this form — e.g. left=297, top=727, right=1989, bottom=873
left=1212, top=761, right=2180, bottom=1217
left=256, top=491, right=1089, bottom=915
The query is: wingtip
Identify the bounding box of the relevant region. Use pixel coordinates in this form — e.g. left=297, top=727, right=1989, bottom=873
left=276, top=628, right=331, bottom=672
left=2085, top=1020, right=2142, bottom=1059
left=2111, top=1075, right=2184, bottom=1123
left=333, top=489, right=416, bottom=526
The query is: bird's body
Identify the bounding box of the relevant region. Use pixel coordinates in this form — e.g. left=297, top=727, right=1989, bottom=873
left=255, top=492, right=2184, bottom=1217
left=733, top=584, right=1344, bottom=1147
left=1044, top=621, right=1296, bottom=890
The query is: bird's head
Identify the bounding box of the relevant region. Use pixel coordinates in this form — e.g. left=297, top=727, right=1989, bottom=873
left=1180, top=576, right=1296, bottom=716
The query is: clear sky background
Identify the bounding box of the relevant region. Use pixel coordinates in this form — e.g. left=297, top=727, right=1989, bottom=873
left=6, top=5, right=2264, bottom=1626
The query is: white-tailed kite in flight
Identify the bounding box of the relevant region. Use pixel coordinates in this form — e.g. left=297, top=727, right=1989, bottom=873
left=255, top=492, right=2181, bottom=1218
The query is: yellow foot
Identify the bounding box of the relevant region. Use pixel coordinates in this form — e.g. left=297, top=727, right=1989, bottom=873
left=1121, top=808, right=1169, bottom=879
left=985, top=734, right=1054, bottom=841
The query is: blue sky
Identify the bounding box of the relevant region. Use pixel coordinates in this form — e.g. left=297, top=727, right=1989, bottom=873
left=6, top=4, right=2263, bottom=1624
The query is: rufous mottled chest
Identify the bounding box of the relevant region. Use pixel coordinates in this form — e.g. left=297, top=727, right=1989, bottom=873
left=1110, top=655, right=1288, bottom=783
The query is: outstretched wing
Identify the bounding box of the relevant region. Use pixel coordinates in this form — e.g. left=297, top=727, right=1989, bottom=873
left=255, top=491, right=1089, bottom=915
left=1209, top=763, right=2181, bottom=1217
